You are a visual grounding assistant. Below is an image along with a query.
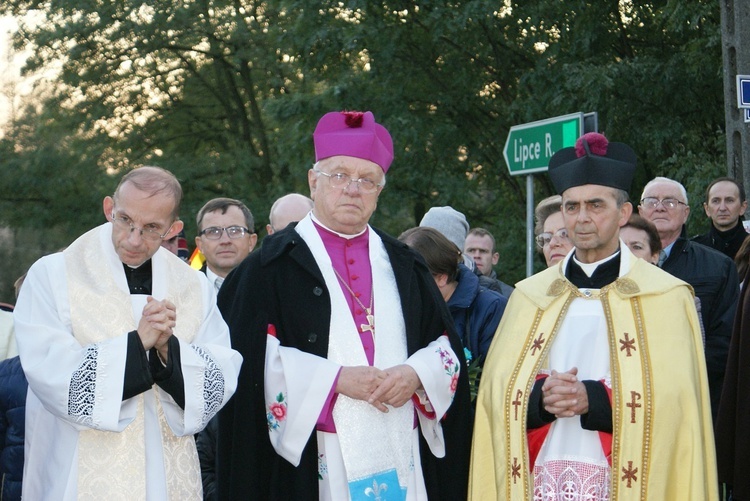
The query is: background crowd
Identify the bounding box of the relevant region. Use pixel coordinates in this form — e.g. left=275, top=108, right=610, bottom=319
left=0, top=110, right=747, bottom=500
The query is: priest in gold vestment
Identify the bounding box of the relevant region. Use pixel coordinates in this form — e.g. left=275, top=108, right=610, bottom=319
left=469, top=133, right=717, bottom=500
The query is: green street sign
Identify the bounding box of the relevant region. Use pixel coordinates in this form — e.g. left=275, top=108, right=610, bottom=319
left=503, top=113, right=584, bottom=175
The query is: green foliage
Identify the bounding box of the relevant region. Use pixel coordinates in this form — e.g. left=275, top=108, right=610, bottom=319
left=0, top=0, right=728, bottom=301
left=468, top=357, right=483, bottom=401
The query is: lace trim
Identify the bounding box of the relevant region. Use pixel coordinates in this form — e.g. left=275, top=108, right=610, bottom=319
left=534, top=459, right=610, bottom=501
left=191, top=345, right=224, bottom=427
left=68, top=344, right=99, bottom=426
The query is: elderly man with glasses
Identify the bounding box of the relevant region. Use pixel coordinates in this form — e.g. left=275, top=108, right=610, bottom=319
left=13, top=166, right=242, bottom=500
left=216, top=111, right=472, bottom=500
left=639, top=176, right=739, bottom=420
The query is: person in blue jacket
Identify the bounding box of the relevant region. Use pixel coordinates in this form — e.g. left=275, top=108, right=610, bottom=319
left=0, top=355, right=27, bottom=501
left=399, top=226, right=507, bottom=367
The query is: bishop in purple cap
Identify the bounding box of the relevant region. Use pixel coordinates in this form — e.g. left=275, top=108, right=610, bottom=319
left=217, top=111, right=472, bottom=500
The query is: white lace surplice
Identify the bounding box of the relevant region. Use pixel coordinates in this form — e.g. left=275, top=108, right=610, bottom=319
left=533, top=297, right=612, bottom=501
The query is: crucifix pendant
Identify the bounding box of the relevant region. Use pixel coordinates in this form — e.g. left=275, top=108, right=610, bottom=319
left=360, top=310, right=375, bottom=336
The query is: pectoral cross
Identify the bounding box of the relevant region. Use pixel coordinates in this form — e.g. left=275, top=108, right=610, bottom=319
left=360, top=310, right=375, bottom=336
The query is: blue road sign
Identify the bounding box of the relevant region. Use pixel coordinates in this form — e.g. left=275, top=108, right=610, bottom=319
left=738, top=75, right=750, bottom=108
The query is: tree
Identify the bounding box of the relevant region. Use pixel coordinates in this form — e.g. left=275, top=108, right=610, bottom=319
left=0, top=0, right=727, bottom=301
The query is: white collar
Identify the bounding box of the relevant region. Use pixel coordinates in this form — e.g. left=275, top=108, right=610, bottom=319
left=562, top=239, right=633, bottom=278
left=309, top=212, right=368, bottom=240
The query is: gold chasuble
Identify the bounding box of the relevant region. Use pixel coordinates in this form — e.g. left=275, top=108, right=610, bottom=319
left=64, top=226, right=203, bottom=500
left=469, top=252, right=717, bottom=500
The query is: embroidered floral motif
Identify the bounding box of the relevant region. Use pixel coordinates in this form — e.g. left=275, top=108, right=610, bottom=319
left=437, top=346, right=460, bottom=399
left=318, top=453, right=327, bottom=481
left=191, top=345, right=226, bottom=428
left=450, top=373, right=459, bottom=393
left=267, top=392, right=287, bottom=431
left=68, top=344, right=99, bottom=426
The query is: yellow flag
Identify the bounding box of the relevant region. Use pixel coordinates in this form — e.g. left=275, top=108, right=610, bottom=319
left=189, top=248, right=205, bottom=270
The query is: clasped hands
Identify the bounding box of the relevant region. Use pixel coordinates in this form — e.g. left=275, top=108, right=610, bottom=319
left=335, top=365, right=422, bottom=413
left=137, top=297, right=176, bottom=364
left=541, top=367, right=589, bottom=418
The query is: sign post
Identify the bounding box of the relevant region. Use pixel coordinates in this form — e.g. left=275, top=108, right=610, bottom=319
left=503, top=113, right=585, bottom=277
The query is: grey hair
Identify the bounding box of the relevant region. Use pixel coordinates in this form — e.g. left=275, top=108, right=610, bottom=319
left=641, top=177, right=689, bottom=205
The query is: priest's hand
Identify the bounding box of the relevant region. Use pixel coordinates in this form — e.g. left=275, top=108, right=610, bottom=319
left=137, top=297, right=176, bottom=357
left=367, top=364, right=422, bottom=412
left=336, top=366, right=387, bottom=405
left=542, top=367, right=589, bottom=418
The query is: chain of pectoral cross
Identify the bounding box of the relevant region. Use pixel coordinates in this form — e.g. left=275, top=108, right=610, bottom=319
left=332, top=268, right=375, bottom=336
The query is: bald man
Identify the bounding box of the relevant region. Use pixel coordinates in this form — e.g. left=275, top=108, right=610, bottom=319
left=266, top=193, right=314, bottom=235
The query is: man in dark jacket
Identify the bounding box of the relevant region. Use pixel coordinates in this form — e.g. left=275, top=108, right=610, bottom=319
left=193, top=197, right=257, bottom=501
left=640, top=176, right=740, bottom=419
left=216, top=111, right=472, bottom=500
left=692, top=177, right=748, bottom=261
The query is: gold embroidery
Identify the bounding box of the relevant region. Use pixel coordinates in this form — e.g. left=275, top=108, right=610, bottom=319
left=607, top=292, right=652, bottom=500
left=506, top=308, right=545, bottom=499
left=616, top=278, right=640, bottom=295
left=632, top=296, right=653, bottom=500
left=600, top=288, right=623, bottom=499
left=547, top=279, right=567, bottom=296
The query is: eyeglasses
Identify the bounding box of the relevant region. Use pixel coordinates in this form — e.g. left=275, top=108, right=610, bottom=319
left=111, top=214, right=174, bottom=242
left=199, top=226, right=251, bottom=240
left=640, top=197, right=688, bottom=210
left=314, top=169, right=382, bottom=194
left=536, top=228, right=569, bottom=248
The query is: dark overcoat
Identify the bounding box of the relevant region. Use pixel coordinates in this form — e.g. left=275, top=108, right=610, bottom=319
left=216, top=224, right=472, bottom=500
left=716, top=265, right=750, bottom=499
left=661, top=236, right=739, bottom=419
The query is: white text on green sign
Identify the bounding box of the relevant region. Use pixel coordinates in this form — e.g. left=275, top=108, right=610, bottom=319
left=503, top=113, right=584, bottom=175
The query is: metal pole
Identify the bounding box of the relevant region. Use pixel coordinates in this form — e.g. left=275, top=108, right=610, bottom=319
left=720, top=0, right=750, bottom=187
left=526, top=174, right=534, bottom=277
